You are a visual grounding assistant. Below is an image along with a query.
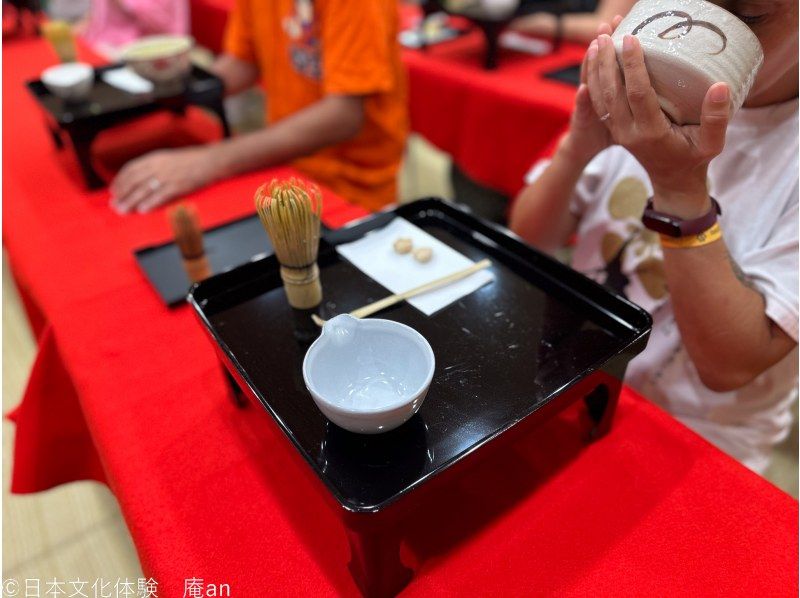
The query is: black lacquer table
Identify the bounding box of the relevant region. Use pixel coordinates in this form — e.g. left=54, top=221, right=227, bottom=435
left=421, top=0, right=592, bottom=69
left=188, top=199, right=651, bottom=596
left=26, top=64, right=230, bottom=188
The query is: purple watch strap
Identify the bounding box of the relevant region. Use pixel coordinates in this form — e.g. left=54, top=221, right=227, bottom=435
left=642, top=197, right=722, bottom=238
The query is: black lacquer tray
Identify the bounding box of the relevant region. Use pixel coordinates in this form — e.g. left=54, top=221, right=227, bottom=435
left=544, top=63, right=582, bottom=87
left=26, top=64, right=229, bottom=188
left=188, top=199, right=651, bottom=596
left=135, top=214, right=334, bottom=306
left=421, top=0, right=593, bottom=68
left=134, top=214, right=269, bottom=307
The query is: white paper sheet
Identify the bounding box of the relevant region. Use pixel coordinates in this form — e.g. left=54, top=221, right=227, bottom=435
left=336, top=218, right=494, bottom=316
left=101, top=67, right=154, bottom=95
left=498, top=31, right=551, bottom=55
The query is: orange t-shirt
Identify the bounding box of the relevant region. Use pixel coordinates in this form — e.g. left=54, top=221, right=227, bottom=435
left=223, top=0, right=408, bottom=211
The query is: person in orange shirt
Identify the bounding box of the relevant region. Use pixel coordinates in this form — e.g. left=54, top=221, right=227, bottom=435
left=110, top=0, right=408, bottom=213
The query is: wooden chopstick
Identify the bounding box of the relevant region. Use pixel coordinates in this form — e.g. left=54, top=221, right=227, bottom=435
left=311, top=258, right=492, bottom=326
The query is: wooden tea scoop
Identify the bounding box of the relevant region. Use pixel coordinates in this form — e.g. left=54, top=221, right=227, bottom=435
left=311, top=258, right=492, bottom=327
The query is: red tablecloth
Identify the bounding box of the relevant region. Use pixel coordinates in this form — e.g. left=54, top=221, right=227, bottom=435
left=189, top=0, right=232, bottom=54
left=5, top=34, right=799, bottom=598
left=401, top=10, right=584, bottom=197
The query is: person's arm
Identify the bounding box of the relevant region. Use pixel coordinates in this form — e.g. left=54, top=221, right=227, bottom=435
left=212, top=53, right=259, bottom=96
left=509, top=120, right=589, bottom=253
left=110, top=95, right=365, bottom=213
left=659, top=216, right=795, bottom=390
left=587, top=32, right=796, bottom=391
left=510, top=0, right=636, bottom=45
left=510, top=19, right=623, bottom=251
left=211, top=94, right=364, bottom=179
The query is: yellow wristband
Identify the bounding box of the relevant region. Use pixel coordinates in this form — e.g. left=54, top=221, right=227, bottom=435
left=659, top=221, right=722, bottom=249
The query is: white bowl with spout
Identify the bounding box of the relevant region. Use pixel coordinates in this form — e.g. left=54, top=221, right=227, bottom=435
left=611, top=0, right=763, bottom=125
left=302, top=314, right=435, bottom=434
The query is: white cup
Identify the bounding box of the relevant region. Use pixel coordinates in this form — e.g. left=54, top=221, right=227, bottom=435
left=303, top=315, right=435, bottom=434
left=41, top=62, right=94, bottom=102
left=612, top=0, right=763, bottom=125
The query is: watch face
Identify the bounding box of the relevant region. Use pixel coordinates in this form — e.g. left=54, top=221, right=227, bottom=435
left=642, top=209, right=681, bottom=237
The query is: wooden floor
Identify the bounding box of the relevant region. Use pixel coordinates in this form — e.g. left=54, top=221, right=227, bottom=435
left=2, top=135, right=796, bottom=584
left=3, top=257, right=144, bottom=582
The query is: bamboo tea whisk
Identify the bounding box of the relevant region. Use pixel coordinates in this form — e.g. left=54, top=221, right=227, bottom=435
left=168, top=203, right=211, bottom=283
left=255, top=179, right=323, bottom=309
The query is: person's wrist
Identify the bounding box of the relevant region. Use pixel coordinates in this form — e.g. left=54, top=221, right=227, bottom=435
left=203, top=144, right=230, bottom=182
left=651, top=183, right=713, bottom=220
left=556, top=132, right=598, bottom=170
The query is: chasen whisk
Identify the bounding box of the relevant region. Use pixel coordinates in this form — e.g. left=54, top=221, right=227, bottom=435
left=255, top=178, right=323, bottom=310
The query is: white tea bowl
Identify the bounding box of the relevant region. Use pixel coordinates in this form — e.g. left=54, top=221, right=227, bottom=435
left=41, top=62, right=94, bottom=102
left=444, top=0, right=520, bottom=21
left=303, top=314, right=435, bottom=434
left=612, top=0, right=763, bottom=124
left=121, top=35, right=193, bottom=84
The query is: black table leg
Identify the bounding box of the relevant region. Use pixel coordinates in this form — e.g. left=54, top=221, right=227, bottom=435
left=478, top=21, right=505, bottom=70
left=47, top=123, right=64, bottom=149
left=583, top=378, right=621, bottom=440
left=222, top=366, right=247, bottom=409
left=66, top=129, right=105, bottom=189
left=168, top=105, right=187, bottom=117
left=345, top=520, right=413, bottom=598
left=208, top=98, right=231, bottom=138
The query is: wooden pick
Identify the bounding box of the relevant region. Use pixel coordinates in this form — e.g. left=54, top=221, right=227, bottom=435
left=312, top=259, right=492, bottom=327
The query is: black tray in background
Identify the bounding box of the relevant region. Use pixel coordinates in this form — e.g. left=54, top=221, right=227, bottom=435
left=544, top=63, right=582, bottom=86
left=134, top=214, right=273, bottom=307
left=26, top=63, right=222, bottom=125
left=189, top=199, right=651, bottom=513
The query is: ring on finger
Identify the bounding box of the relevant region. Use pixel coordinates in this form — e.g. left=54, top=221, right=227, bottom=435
left=148, top=177, right=161, bottom=192
left=599, top=113, right=612, bottom=122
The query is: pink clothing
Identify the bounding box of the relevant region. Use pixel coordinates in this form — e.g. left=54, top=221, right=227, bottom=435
left=81, top=0, right=189, bottom=58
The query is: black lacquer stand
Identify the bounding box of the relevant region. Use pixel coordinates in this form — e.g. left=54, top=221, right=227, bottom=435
left=421, top=0, right=587, bottom=69
left=26, top=64, right=231, bottom=189
left=223, top=354, right=624, bottom=597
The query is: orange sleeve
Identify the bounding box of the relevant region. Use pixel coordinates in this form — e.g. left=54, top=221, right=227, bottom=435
left=223, top=0, right=257, bottom=63
left=318, top=0, right=397, bottom=96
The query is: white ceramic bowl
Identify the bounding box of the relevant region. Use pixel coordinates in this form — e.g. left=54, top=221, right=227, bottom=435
left=445, top=0, right=519, bottom=21
left=303, top=314, right=435, bottom=434
left=121, top=35, right=193, bottom=84
left=41, top=62, right=94, bottom=102
left=612, top=0, right=763, bottom=125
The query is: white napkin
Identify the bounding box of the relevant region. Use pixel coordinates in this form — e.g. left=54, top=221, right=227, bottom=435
left=499, top=31, right=551, bottom=56
left=336, top=218, right=494, bottom=316
left=101, top=67, right=154, bottom=95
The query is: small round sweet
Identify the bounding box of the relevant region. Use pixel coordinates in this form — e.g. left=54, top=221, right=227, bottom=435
left=413, top=247, right=433, bottom=263
left=393, top=237, right=413, bottom=254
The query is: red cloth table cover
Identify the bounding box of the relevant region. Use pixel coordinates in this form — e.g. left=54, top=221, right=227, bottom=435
left=400, top=6, right=584, bottom=197
left=5, top=35, right=799, bottom=597
left=189, top=0, right=233, bottom=54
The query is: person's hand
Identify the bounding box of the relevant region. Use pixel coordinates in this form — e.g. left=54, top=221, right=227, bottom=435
left=508, top=12, right=558, bottom=37
left=586, top=32, right=732, bottom=218
left=110, top=146, right=220, bottom=214
left=558, top=17, right=624, bottom=167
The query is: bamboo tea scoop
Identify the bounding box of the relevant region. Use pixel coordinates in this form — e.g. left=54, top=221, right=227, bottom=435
left=311, top=258, right=492, bottom=327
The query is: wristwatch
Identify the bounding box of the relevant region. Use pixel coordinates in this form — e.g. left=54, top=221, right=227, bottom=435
left=641, top=197, right=722, bottom=238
